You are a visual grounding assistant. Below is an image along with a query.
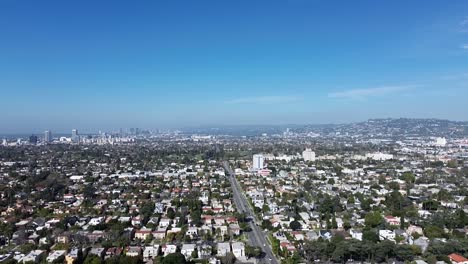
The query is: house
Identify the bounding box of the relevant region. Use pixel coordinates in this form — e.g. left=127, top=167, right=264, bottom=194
left=55, top=234, right=70, bottom=244
left=89, top=247, right=105, bottom=259
left=65, top=248, right=81, bottom=264
left=350, top=229, right=363, bottom=241
left=135, top=228, right=152, bottom=240
left=105, top=247, right=123, bottom=259
left=88, top=217, right=104, bottom=226
left=87, top=230, right=105, bottom=243
left=159, top=218, right=171, bottom=228
left=143, top=245, right=159, bottom=261
left=181, top=244, right=196, bottom=260
left=209, top=257, right=221, bottom=264
left=131, top=217, right=142, bottom=227
left=214, top=217, right=225, bottom=226
left=153, top=228, right=166, bottom=240
left=46, top=250, right=66, bottom=263
left=379, top=230, right=395, bottom=241
left=280, top=241, right=297, bottom=254
left=118, top=216, right=131, bottom=223
left=415, top=260, right=429, bottom=264
left=31, top=218, right=46, bottom=230
left=214, top=225, right=228, bottom=238
left=413, top=237, right=430, bottom=253
left=226, top=217, right=238, bottom=224
left=38, top=237, right=49, bottom=246
left=197, top=243, right=212, bottom=258
left=154, top=203, right=165, bottom=214
left=306, top=231, right=319, bottom=241
left=319, top=230, right=332, bottom=240
left=384, top=216, right=401, bottom=226
left=291, top=231, right=305, bottom=241
left=448, top=253, right=468, bottom=264
left=28, top=233, right=40, bottom=244
left=252, top=196, right=264, bottom=208
left=22, top=250, right=44, bottom=263
left=147, top=217, right=159, bottom=226
left=335, top=217, right=344, bottom=229
left=407, top=225, right=424, bottom=236
left=162, top=244, right=177, bottom=257
left=231, top=242, right=245, bottom=259
left=229, top=224, right=241, bottom=236
left=125, top=246, right=142, bottom=257
left=167, top=227, right=182, bottom=236
left=202, top=215, right=214, bottom=224
left=217, top=242, right=231, bottom=256
left=186, top=227, right=198, bottom=238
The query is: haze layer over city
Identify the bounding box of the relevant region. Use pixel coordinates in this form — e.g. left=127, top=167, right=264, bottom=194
left=1, top=1, right=468, bottom=264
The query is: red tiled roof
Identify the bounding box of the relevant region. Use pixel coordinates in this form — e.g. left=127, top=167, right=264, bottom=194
left=448, top=253, right=468, bottom=263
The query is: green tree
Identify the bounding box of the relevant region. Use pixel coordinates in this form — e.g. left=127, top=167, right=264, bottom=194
left=374, top=240, right=395, bottom=263
left=84, top=255, right=103, bottom=264
left=424, top=225, right=445, bottom=239
left=388, top=181, right=400, bottom=191
left=289, top=220, right=302, bottom=231
left=363, top=229, right=379, bottom=242
left=331, top=217, right=338, bottom=229
left=191, top=248, right=198, bottom=259
left=166, top=208, right=176, bottom=219
left=261, top=220, right=273, bottom=231
left=162, top=253, right=186, bottom=264
left=447, top=160, right=458, bottom=168
left=400, top=172, right=415, bottom=184
left=365, top=211, right=383, bottom=228
left=245, top=245, right=262, bottom=258
left=220, top=252, right=236, bottom=264
left=394, top=245, right=416, bottom=261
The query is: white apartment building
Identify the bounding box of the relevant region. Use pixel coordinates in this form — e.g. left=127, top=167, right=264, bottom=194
left=252, top=154, right=264, bottom=170
left=302, top=148, right=316, bottom=161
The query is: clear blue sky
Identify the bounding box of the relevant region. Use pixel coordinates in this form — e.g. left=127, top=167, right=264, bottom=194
left=1, top=0, right=468, bottom=133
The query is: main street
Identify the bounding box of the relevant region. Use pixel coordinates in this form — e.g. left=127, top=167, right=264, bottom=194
left=223, top=161, right=279, bottom=264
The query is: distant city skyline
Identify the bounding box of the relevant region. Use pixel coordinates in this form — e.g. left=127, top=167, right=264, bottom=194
left=1, top=0, right=468, bottom=133
left=1, top=116, right=467, bottom=136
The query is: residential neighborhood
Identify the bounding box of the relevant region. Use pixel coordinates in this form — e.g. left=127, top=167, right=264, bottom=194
left=0, top=119, right=467, bottom=263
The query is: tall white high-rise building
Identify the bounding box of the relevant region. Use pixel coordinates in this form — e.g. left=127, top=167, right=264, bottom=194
left=44, top=130, right=52, bottom=143
left=302, top=148, right=316, bottom=162
left=252, top=154, right=264, bottom=170
left=71, top=129, right=79, bottom=142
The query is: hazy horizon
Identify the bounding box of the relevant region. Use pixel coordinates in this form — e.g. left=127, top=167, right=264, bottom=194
left=1, top=116, right=467, bottom=135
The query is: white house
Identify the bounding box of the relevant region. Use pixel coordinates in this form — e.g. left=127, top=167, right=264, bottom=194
left=231, top=242, right=245, bottom=259
left=143, top=245, right=159, bottom=261
left=379, top=230, right=395, bottom=241
left=350, top=229, right=363, bottom=241
left=125, top=246, right=142, bottom=257
left=162, top=244, right=177, bottom=257
left=46, top=250, right=66, bottom=263
left=197, top=244, right=212, bottom=258
left=217, top=242, right=231, bottom=257
left=335, top=218, right=344, bottom=229
left=186, top=227, right=198, bottom=238
left=22, top=250, right=44, bottom=263
left=159, top=218, right=171, bottom=228
left=181, top=244, right=196, bottom=260
left=88, top=217, right=104, bottom=226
